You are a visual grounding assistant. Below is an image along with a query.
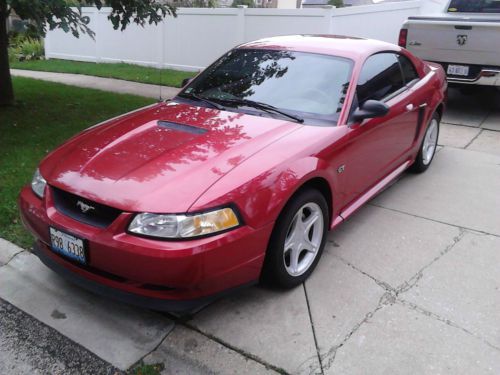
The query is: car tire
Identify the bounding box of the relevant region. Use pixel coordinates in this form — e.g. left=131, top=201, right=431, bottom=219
left=410, top=112, right=440, bottom=174
left=261, top=188, right=329, bottom=288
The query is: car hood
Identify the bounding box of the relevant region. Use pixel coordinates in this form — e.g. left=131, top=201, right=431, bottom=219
left=41, top=101, right=301, bottom=213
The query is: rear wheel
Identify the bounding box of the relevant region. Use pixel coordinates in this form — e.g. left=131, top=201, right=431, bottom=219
left=262, top=189, right=329, bottom=288
left=410, top=112, right=440, bottom=174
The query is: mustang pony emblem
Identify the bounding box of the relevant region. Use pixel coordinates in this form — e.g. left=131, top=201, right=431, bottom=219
left=76, top=200, right=95, bottom=213
left=457, top=35, right=468, bottom=46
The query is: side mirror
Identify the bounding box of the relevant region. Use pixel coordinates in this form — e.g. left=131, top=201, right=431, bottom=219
left=352, top=100, right=390, bottom=122
left=181, top=78, right=193, bottom=87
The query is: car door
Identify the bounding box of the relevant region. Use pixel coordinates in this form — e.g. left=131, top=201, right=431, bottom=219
left=339, top=52, right=420, bottom=209
left=396, top=54, right=427, bottom=153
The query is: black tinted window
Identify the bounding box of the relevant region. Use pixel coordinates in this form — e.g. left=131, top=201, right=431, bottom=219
left=183, top=49, right=353, bottom=125
left=398, top=55, right=419, bottom=83
left=357, top=53, right=404, bottom=104
left=448, top=0, right=500, bottom=13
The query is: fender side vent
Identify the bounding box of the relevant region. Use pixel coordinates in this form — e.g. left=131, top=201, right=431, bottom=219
left=414, top=107, right=426, bottom=143
left=158, top=121, right=207, bottom=135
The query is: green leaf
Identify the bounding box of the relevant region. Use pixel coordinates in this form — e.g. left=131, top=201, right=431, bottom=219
left=7, top=0, right=176, bottom=38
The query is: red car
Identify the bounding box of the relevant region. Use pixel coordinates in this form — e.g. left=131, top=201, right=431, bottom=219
left=19, top=35, right=446, bottom=312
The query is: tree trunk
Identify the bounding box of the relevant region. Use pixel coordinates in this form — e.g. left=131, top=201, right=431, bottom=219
left=0, top=0, right=14, bottom=106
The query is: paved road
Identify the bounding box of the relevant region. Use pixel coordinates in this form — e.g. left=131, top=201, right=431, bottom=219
left=1, top=78, right=499, bottom=374
left=0, top=299, right=119, bottom=375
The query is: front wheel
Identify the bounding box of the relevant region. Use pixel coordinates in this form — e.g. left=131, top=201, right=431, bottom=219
left=261, top=189, right=329, bottom=288
left=410, top=112, right=440, bottom=174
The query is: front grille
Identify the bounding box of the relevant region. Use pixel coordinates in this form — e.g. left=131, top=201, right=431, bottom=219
left=51, top=186, right=122, bottom=228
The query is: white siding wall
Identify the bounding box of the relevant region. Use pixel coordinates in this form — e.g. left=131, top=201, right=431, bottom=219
left=330, top=2, right=423, bottom=42
left=45, top=1, right=423, bottom=72
left=419, top=0, right=447, bottom=14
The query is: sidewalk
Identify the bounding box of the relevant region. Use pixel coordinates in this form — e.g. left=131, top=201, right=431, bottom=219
left=0, top=299, right=119, bottom=375
left=0, top=240, right=276, bottom=374
left=10, top=69, right=180, bottom=100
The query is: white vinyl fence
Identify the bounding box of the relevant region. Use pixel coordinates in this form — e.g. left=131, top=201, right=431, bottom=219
left=45, top=1, right=423, bottom=72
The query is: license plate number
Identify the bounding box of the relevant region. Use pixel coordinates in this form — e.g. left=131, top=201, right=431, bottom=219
left=49, top=227, right=87, bottom=264
left=447, top=65, right=469, bottom=76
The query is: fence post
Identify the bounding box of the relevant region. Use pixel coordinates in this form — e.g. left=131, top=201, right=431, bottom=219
left=95, top=7, right=102, bottom=63
left=322, top=5, right=335, bottom=34
left=158, top=17, right=166, bottom=69
left=44, top=26, right=51, bottom=60
left=236, top=5, right=247, bottom=44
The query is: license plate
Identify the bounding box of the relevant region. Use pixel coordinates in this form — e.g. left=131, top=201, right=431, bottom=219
left=447, top=64, right=469, bottom=76
left=49, top=227, right=87, bottom=264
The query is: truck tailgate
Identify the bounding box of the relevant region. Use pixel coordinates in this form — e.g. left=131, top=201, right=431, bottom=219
left=406, top=16, right=500, bottom=66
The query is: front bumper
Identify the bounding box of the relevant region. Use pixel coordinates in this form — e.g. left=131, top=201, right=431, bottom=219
left=32, top=242, right=256, bottom=312
left=19, top=186, right=273, bottom=312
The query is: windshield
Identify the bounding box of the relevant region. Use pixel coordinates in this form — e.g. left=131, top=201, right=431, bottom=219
left=179, top=49, right=353, bottom=126
left=448, top=0, right=500, bottom=13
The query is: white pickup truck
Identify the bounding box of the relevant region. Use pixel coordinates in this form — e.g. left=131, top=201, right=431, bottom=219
left=399, top=0, right=500, bottom=87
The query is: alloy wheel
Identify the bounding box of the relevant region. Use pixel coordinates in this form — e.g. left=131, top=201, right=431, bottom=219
left=422, top=118, right=439, bottom=165
left=283, top=202, right=324, bottom=277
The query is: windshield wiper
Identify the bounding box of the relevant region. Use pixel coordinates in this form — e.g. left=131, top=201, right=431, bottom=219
left=181, top=93, right=226, bottom=111
left=217, top=98, right=304, bottom=124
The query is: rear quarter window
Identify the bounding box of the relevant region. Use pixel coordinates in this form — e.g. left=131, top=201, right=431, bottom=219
left=357, top=53, right=405, bottom=104
left=398, top=55, right=419, bottom=84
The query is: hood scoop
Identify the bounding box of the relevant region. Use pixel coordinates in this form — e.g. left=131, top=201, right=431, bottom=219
left=158, top=120, right=207, bottom=135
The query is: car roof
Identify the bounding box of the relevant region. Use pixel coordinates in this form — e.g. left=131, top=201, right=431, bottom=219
left=238, top=35, right=400, bottom=61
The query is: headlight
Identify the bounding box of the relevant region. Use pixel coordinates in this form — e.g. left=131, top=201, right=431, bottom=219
left=128, top=207, right=240, bottom=239
left=31, top=168, right=47, bottom=198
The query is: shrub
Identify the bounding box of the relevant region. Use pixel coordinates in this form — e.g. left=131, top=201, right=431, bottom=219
left=9, top=38, right=45, bottom=62
left=328, top=0, right=344, bottom=6
left=231, top=0, right=255, bottom=6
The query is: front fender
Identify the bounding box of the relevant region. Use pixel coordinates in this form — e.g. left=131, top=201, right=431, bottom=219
left=190, top=155, right=338, bottom=229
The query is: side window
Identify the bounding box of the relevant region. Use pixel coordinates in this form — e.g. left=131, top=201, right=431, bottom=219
left=398, top=55, right=419, bottom=84
left=357, top=53, right=404, bottom=105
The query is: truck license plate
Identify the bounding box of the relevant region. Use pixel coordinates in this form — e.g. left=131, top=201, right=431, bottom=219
left=49, top=227, right=87, bottom=264
left=447, top=65, right=469, bottom=76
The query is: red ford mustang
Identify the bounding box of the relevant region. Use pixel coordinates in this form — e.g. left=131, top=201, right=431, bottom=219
left=19, top=35, right=446, bottom=312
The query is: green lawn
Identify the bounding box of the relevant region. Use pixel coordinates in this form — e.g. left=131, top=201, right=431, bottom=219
left=10, top=59, right=196, bottom=88
left=0, top=77, right=155, bottom=248
left=130, top=363, right=164, bottom=375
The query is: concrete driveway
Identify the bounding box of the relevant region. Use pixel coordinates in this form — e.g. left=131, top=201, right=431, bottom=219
left=1, top=87, right=499, bottom=375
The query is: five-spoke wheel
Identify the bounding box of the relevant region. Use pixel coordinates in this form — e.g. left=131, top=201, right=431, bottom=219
left=411, top=111, right=440, bottom=173
left=262, top=189, right=328, bottom=288
left=283, top=202, right=324, bottom=277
